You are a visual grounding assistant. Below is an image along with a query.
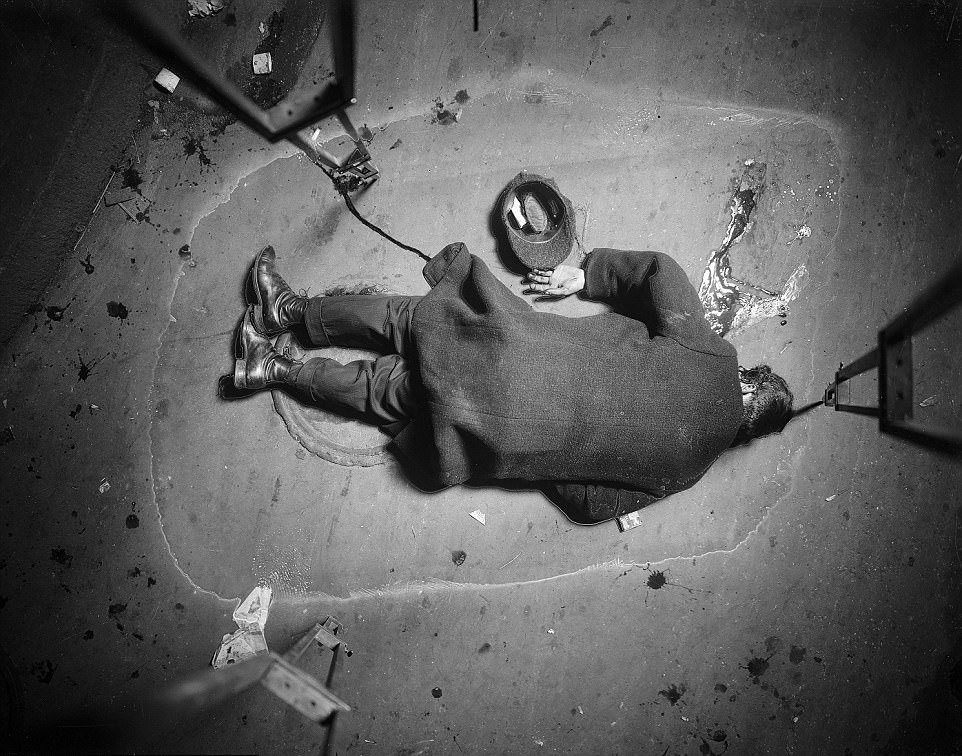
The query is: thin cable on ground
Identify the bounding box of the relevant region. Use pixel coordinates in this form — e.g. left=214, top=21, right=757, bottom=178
left=315, top=158, right=431, bottom=263
left=341, top=192, right=431, bottom=263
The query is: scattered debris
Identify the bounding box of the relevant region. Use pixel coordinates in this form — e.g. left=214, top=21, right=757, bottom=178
left=431, top=97, right=462, bottom=125
left=788, top=224, right=812, bottom=245
left=547, top=628, right=555, bottom=634
left=451, top=549, right=467, bottom=566
left=188, top=0, right=226, bottom=18
left=252, top=52, right=273, bottom=75
left=919, top=395, right=938, bottom=407
left=212, top=585, right=273, bottom=669
left=98, top=478, right=111, bottom=494
left=468, top=509, right=486, bottom=525
left=617, top=510, right=644, bottom=531
left=154, top=68, right=180, bottom=93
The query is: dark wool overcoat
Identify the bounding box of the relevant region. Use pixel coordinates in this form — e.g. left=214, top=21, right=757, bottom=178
left=391, top=243, right=743, bottom=524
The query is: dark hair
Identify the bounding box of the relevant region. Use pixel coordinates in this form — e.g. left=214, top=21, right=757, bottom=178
left=733, top=365, right=794, bottom=445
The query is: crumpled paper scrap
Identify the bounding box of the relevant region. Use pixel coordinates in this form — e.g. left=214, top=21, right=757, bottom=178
left=211, top=585, right=272, bottom=668
left=188, top=0, right=226, bottom=18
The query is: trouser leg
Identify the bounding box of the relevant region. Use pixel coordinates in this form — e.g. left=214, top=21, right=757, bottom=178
left=291, top=353, right=420, bottom=427
left=302, top=295, right=421, bottom=355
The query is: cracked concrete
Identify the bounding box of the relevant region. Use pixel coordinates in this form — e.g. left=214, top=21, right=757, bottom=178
left=2, top=0, right=961, bottom=754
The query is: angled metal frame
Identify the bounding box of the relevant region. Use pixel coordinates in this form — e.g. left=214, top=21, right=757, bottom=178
left=118, top=0, right=377, bottom=184
left=824, top=258, right=962, bottom=455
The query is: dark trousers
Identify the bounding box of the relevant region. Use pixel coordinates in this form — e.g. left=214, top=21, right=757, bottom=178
left=292, top=295, right=423, bottom=428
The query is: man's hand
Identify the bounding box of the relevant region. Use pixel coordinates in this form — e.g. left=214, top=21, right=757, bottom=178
left=523, top=265, right=585, bottom=298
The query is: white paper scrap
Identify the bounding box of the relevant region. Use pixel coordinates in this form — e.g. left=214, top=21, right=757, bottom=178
left=252, top=52, right=273, bottom=75
left=154, top=68, right=180, bottom=93
left=233, top=585, right=272, bottom=631
left=211, top=626, right=269, bottom=668
left=469, top=509, right=486, bottom=525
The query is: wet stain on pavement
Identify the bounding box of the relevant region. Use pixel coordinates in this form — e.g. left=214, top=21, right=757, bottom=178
left=45, top=304, right=68, bottom=322
left=589, top=15, right=614, bottom=37
left=75, top=352, right=103, bottom=381
left=789, top=645, right=807, bottom=664
left=50, top=548, right=72, bottom=567
left=126, top=513, right=140, bottom=529
left=182, top=135, right=212, bottom=167
left=659, top=683, right=686, bottom=705
left=121, top=167, right=143, bottom=191
left=647, top=570, right=667, bottom=589
left=478, top=642, right=492, bottom=654
left=31, top=660, right=57, bottom=684
left=745, top=655, right=771, bottom=683
left=107, top=301, right=129, bottom=320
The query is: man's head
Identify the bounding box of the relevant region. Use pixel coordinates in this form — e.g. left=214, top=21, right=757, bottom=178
left=733, top=365, right=794, bottom=445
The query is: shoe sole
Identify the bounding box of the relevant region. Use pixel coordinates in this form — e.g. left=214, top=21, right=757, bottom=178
left=249, top=246, right=279, bottom=336
left=233, top=306, right=253, bottom=388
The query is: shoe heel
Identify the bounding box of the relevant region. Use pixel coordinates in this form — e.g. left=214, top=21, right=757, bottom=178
left=234, top=358, right=248, bottom=389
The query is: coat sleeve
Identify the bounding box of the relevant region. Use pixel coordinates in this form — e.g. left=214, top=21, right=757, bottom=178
left=582, top=249, right=724, bottom=352
left=542, top=481, right=664, bottom=525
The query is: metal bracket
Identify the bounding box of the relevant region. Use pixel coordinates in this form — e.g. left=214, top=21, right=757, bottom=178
left=261, top=615, right=353, bottom=724
left=824, top=258, right=962, bottom=455
left=118, top=0, right=378, bottom=188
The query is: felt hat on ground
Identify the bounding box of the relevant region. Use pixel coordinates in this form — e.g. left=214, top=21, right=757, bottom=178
left=499, top=172, right=576, bottom=269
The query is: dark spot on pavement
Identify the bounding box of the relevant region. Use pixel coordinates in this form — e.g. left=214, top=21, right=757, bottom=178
left=791, top=39, right=799, bottom=48
left=746, top=657, right=770, bottom=682
left=714, top=683, right=728, bottom=693
left=431, top=98, right=459, bottom=125
left=126, top=514, right=140, bottom=529
left=147, top=577, right=156, bottom=587
left=31, top=660, right=57, bottom=684
left=182, top=135, right=212, bottom=166
left=454, top=89, right=470, bottom=104
left=659, top=683, right=685, bottom=705
left=50, top=548, right=72, bottom=567
left=789, top=645, right=807, bottom=664
left=107, top=301, right=129, bottom=319
left=589, top=15, right=613, bottom=37
left=122, top=167, right=142, bottom=190
left=127, top=567, right=141, bottom=578
left=647, top=570, right=667, bottom=589
left=389, top=139, right=402, bottom=150
left=451, top=549, right=467, bottom=566
left=478, top=643, right=491, bottom=654
left=431, top=687, right=442, bottom=698
left=108, top=602, right=127, bottom=618
left=711, top=730, right=727, bottom=742
left=175, top=602, right=185, bottom=611
left=83, top=630, right=94, bottom=640
left=178, top=244, right=191, bottom=258
left=69, top=404, right=82, bottom=419
left=46, top=304, right=68, bottom=321
left=80, top=254, right=95, bottom=274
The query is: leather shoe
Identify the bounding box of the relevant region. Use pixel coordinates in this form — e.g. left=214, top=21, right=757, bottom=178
left=233, top=306, right=300, bottom=390
left=249, top=245, right=306, bottom=336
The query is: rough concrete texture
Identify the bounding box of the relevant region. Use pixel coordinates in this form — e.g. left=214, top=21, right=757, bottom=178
left=1, top=0, right=961, bottom=754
